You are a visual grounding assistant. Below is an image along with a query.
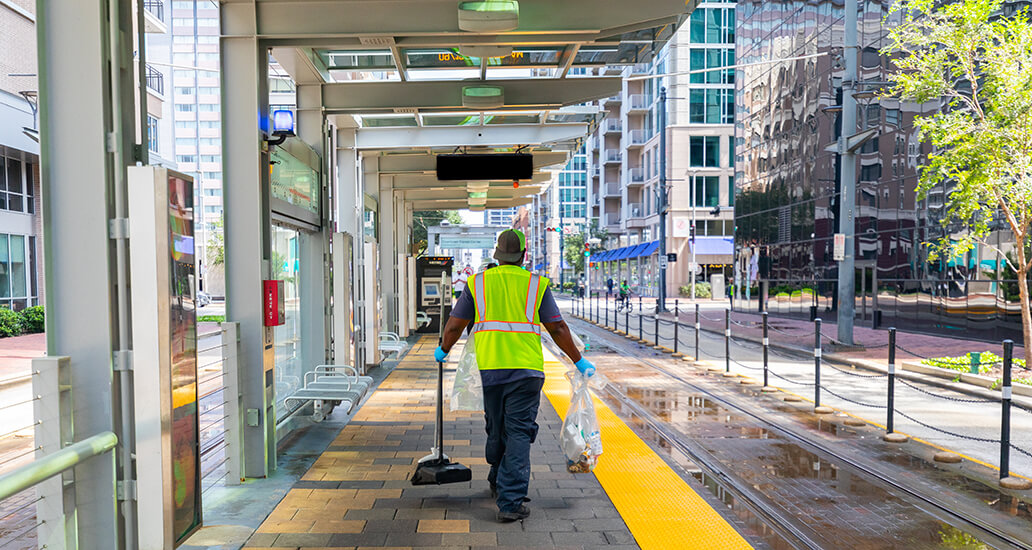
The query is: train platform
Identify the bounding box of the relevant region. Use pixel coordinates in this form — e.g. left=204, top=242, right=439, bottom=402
left=237, top=335, right=754, bottom=550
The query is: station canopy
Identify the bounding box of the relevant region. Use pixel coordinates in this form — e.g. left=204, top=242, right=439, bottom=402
left=266, top=0, right=696, bottom=209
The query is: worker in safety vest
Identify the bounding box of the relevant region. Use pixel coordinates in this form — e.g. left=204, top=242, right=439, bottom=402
left=435, top=229, right=594, bottom=522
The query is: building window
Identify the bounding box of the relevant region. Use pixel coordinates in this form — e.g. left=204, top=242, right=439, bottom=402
left=176, top=103, right=196, bottom=112
left=200, top=155, right=219, bottom=163
left=199, top=120, right=220, bottom=129
left=688, top=89, right=734, bottom=124
left=728, top=135, right=735, bottom=167
left=689, top=136, right=721, bottom=167
left=176, top=155, right=196, bottom=164
left=886, top=108, right=901, bottom=127
left=198, top=104, right=219, bottom=112
left=689, top=7, right=735, bottom=44
left=0, top=155, right=34, bottom=214
left=693, top=176, right=720, bottom=207
left=689, top=48, right=734, bottom=84
left=0, top=233, right=36, bottom=309
left=147, top=116, right=159, bottom=152
left=203, top=171, right=222, bottom=181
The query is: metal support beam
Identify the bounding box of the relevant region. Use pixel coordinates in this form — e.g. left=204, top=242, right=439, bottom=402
left=322, top=78, right=620, bottom=113
left=37, top=0, right=133, bottom=546
left=355, top=123, right=588, bottom=150
left=221, top=5, right=276, bottom=477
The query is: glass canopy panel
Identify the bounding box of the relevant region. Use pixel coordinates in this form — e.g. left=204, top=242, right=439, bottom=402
left=422, top=113, right=482, bottom=126
left=485, top=67, right=554, bottom=79
left=482, top=114, right=541, bottom=124
left=408, top=68, right=481, bottom=81
left=328, top=70, right=400, bottom=82
left=572, top=43, right=653, bottom=66
left=359, top=115, right=418, bottom=127
left=322, top=50, right=396, bottom=71
left=546, top=112, right=598, bottom=123
left=403, top=48, right=560, bottom=69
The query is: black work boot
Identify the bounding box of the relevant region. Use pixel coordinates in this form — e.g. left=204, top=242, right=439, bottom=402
left=496, top=505, right=530, bottom=522
left=489, top=482, right=497, bottom=498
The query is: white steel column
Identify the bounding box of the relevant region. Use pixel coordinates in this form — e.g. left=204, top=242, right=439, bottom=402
left=334, top=127, right=363, bottom=367
left=36, top=0, right=131, bottom=547
left=297, top=86, right=330, bottom=376
left=220, top=3, right=275, bottom=477
left=378, top=175, right=398, bottom=333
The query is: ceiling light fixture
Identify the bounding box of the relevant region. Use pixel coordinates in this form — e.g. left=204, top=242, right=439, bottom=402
left=457, top=1, right=519, bottom=32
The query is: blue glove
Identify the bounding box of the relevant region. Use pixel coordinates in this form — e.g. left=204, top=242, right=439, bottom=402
left=434, top=346, right=449, bottom=363
left=575, top=357, right=596, bottom=377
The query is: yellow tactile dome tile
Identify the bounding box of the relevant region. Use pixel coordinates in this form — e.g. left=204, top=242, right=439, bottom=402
left=542, top=352, right=753, bottom=550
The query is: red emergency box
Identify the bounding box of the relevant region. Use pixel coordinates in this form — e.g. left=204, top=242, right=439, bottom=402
left=263, top=280, right=285, bottom=326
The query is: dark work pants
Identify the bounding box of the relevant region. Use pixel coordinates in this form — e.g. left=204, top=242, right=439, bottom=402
left=483, top=376, right=544, bottom=512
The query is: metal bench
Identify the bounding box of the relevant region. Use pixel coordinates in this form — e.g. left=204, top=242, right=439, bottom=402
left=311, top=364, right=374, bottom=390
left=284, top=389, right=355, bottom=423
left=415, top=311, right=431, bottom=329
left=379, top=332, right=409, bottom=359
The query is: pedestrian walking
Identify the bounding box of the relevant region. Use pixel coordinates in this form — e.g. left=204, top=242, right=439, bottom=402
left=606, top=277, right=614, bottom=297
left=436, top=229, right=595, bottom=522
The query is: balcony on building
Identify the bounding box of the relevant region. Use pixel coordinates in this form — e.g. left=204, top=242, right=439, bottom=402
left=145, top=64, right=164, bottom=118
left=626, top=129, right=647, bottom=148
left=604, top=182, right=621, bottom=197
left=626, top=167, right=644, bottom=186
left=592, top=165, right=600, bottom=178
left=601, top=93, right=622, bottom=106
left=605, top=212, right=622, bottom=228
left=627, top=94, right=649, bottom=113
left=143, top=0, right=167, bottom=33
left=602, top=119, right=622, bottom=134
left=603, top=149, right=622, bottom=164
left=626, top=203, right=645, bottom=228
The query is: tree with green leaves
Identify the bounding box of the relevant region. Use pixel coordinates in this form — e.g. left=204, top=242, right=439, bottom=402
left=411, top=210, right=464, bottom=254
left=563, top=220, right=610, bottom=275
left=884, top=0, right=1032, bottom=363
left=207, top=218, right=224, bottom=267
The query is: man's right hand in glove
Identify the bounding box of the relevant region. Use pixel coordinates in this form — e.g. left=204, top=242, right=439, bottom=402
left=574, top=357, right=596, bottom=377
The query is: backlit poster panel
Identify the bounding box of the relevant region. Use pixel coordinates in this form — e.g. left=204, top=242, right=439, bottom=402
left=168, top=174, right=202, bottom=543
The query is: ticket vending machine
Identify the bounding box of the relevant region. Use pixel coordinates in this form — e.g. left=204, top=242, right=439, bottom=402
left=416, top=256, right=454, bottom=333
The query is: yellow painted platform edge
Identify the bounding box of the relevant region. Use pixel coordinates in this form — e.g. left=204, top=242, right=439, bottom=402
left=541, top=352, right=753, bottom=550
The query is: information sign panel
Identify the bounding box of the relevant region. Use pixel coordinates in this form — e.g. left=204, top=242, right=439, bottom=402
left=833, top=233, right=845, bottom=261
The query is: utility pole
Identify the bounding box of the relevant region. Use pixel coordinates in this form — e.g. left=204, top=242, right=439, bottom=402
left=690, top=171, right=697, bottom=302
left=559, top=214, right=565, bottom=289
left=837, top=0, right=858, bottom=345
left=658, top=87, right=668, bottom=312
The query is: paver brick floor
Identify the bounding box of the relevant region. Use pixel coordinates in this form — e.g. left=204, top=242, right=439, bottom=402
left=243, top=337, right=640, bottom=549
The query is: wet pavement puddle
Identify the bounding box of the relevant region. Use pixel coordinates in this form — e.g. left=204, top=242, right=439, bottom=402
left=590, top=351, right=1030, bottom=549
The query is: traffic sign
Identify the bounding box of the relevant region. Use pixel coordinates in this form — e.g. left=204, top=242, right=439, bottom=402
left=659, top=256, right=668, bottom=268
left=666, top=252, right=677, bottom=263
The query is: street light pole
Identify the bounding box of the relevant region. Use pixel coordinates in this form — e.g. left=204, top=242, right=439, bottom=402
left=836, top=0, right=858, bottom=345
left=658, top=87, right=668, bottom=312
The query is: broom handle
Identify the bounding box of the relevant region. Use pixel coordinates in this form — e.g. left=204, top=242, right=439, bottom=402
left=437, top=338, right=445, bottom=461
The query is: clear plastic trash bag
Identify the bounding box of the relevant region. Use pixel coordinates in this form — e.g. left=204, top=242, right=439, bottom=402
left=560, top=371, right=603, bottom=473
left=449, top=336, right=484, bottom=412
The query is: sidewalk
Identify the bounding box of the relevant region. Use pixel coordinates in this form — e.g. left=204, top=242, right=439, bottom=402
left=0, top=333, right=45, bottom=387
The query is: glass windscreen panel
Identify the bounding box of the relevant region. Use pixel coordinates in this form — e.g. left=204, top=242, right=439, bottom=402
left=404, top=47, right=559, bottom=69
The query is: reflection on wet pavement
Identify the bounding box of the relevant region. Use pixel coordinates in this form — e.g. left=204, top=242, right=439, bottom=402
left=593, top=353, right=1029, bottom=550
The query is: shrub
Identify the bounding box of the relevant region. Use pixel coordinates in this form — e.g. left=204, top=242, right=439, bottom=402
left=0, top=308, right=23, bottom=337
left=198, top=314, right=225, bottom=323
left=921, top=351, right=1026, bottom=374
left=20, top=306, right=44, bottom=333
left=678, top=282, right=711, bottom=298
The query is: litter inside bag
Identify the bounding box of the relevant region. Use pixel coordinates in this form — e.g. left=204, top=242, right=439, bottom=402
left=560, top=371, right=603, bottom=473
left=449, top=336, right=483, bottom=411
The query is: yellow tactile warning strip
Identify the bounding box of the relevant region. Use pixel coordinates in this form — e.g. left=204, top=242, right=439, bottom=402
left=541, top=351, right=754, bottom=550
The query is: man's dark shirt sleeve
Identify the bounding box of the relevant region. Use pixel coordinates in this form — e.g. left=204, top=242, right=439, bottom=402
left=450, top=285, right=475, bottom=320
left=538, top=288, right=562, bottom=323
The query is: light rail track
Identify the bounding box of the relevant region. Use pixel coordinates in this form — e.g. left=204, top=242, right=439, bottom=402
left=570, top=317, right=1032, bottom=550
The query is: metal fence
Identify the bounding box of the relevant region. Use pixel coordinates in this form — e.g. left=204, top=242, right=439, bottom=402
left=0, top=322, right=241, bottom=549
left=572, top=294, right=1032, bottom=482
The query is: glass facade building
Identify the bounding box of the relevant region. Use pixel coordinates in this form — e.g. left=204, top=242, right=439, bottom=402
left=735, top=0, right=1021, bottom=341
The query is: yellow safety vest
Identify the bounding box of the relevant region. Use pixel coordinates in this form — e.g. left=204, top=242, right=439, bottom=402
left=467, top=265, right=548, bottom=372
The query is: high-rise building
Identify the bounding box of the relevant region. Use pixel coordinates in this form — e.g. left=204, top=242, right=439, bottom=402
left=734, top=1, right=1018, bottom=342
left=585, top=3, right=737, bottom=298
left=484, top=207, right=518, bottom=227
left=0, top=0, right=173, bottom=311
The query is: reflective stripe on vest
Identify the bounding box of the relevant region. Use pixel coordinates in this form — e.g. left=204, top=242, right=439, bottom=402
left=469, top=266, right=548, bottom=372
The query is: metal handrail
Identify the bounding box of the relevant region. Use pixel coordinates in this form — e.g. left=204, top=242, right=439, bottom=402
left=0, top=431, right=117, bottom=502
